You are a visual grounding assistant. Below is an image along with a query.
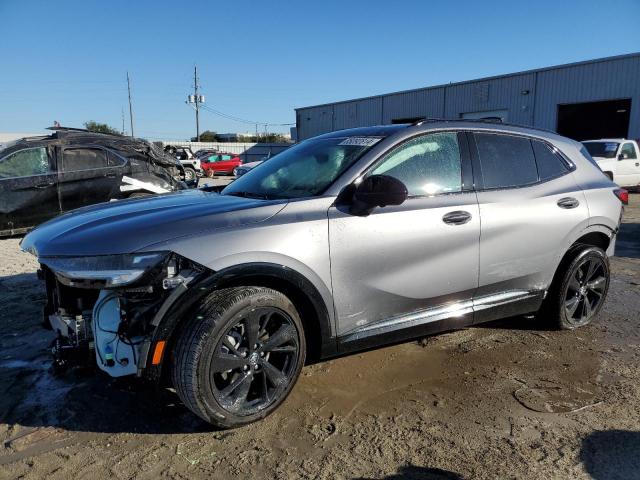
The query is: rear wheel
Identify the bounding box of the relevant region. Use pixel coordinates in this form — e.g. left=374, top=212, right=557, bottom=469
left=171, top=287, right=306, bottom=428
left=541, top=246, right=610, bottom=330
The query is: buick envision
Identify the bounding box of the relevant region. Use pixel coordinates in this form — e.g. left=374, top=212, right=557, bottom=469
left=21, top=120, right=626, bottom=428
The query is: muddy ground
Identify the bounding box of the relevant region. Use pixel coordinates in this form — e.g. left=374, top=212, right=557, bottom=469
left=1, top=196, right=640, bottom=480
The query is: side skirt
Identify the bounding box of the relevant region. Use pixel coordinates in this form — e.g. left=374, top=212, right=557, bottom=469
left=337, top=290, right=545, bottom=355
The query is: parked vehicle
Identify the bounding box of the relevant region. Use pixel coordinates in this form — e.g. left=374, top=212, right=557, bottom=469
left=582, top=139, right=640, bottom=188
left=233, top=153, right=274, bottom=177
left=22, top=120, right=626, bottom=428
left=195, top=149, right=218, bottom=159
left=201, top=153, right=242, bottom=176
left=0, top=127, right=186, bottom=237
left=164, top=145, right=202, bottom=182
left=233, top=160, right=263, bottom=177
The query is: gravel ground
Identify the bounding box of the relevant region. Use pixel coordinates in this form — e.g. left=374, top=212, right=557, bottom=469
left=1, top=195, right=639, bottom=480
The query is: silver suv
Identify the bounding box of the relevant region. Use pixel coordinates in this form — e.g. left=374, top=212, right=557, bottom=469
left=21, top=120, right=627, bottom=428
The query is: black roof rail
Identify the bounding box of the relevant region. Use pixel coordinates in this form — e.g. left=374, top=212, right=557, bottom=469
left=47, top=126, right=91, bottom=133
left=410, top=117, right=558, bottom=135
left=46, top=126, right=126, bottom=137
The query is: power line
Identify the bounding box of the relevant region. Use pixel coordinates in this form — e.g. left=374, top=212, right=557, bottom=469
left=198, top=103, right=294, bottom=126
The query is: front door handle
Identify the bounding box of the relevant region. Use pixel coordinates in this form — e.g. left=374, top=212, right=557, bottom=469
left=442, top=210, right=472, bottom=225
left=635, top=162, right=639, bottom=167
left=34, top=182, right=54, bottom=189
left=557, top=197, right=580, bottom=209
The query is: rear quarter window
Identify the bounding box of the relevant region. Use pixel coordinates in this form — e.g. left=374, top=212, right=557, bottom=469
left=531, top=140, right=569, bottom=181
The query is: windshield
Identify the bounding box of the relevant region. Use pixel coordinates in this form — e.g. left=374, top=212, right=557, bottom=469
left=582, top=141, right=619, bottom=159
left=221, top=136, right=381, bottom=199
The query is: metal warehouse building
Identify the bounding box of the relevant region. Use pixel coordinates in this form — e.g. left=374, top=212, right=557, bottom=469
left=295, top=53, right=640, bottom=142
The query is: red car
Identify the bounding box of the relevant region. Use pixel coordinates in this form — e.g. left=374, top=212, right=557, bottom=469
left=201, top=153, right=242, bottom=176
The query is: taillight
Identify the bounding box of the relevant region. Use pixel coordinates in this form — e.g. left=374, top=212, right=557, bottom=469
left=614, top=188, right=629, bottom=205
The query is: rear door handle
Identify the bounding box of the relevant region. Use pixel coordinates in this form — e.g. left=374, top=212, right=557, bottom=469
left=34, top=182, right=54, bottom=189
left=557, top=197, right=580, bottom=209
left=442, top=210, right=472, bottom=225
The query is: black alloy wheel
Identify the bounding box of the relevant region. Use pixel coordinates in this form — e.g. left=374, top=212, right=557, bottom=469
left=171, top=287, right=306, bottom=428
left=210, top=307, right=299, bottom=416
left=563, top=255, right=608, bottom=326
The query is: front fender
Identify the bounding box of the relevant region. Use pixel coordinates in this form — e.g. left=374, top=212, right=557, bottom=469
left=140, top=261, right=336, bottom=383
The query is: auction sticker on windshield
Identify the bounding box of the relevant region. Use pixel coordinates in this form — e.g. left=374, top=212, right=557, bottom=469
left=339, top=137, right=382, bottom=147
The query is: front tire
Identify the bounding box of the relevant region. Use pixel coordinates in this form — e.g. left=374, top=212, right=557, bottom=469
left=541, top=246, right=610, bottom=330
left=171, top=287, right=306, bottom=428
left=183, top=166, right=197, bottom=182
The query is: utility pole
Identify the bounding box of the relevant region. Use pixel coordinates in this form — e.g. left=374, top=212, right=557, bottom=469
left=127, top=72, right=135, bottom=138
left=187, top=65, right=204, bottom=141
left=194, top=65, right=200, bottom=141
left=121, top=107, right=125, bottom=135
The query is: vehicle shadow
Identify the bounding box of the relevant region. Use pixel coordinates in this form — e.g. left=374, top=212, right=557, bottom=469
left=475, top=314, right=556, bottom=332
left=615, top=222, right=640, bottom=259
left=354, top=465, right=464, bottom=479
left=580, top=430, right=640, bottom=479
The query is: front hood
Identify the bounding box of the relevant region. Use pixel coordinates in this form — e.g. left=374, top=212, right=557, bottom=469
left=21, top=189, right=287, bottom=257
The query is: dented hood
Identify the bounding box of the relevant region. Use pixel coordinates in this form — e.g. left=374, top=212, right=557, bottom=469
left=21, top=189, right=287, bottom=257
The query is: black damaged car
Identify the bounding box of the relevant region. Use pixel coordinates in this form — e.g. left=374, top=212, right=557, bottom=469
left=0, top=127, right=188, bottom=237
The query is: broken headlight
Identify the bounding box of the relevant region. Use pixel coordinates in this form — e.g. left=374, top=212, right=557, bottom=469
left=40, top=252, right=169, bottom=288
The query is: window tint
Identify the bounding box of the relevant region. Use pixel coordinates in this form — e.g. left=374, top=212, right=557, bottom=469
left=532, top=140, right=568, bottom=181
left=475, top=133, right=537, bottom=188
left=370, top=132, right=461, bottom=196
left=620, top=143, right=637, bottom=159
left=62, top=148, right=109, bottom=172
left=0, top=147, right=50, bottom=178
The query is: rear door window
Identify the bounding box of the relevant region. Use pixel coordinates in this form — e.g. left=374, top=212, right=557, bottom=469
left=62, top=148, right=109, bottom=172
left=474, top=133, right=538, bottom=188
left=532, top=140, right=568, bottom=181
left=0, top=147, right=51, bottom=178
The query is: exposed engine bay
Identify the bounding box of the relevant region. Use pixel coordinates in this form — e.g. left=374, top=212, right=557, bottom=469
left=40, top=253, right=205, bottom=378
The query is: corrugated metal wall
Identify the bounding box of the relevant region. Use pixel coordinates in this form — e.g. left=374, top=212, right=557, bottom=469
left=444, top=73, right=536, bottom=125
left=296, top=54, right=640, bottom=140
left=534, top=55, right=640, bottom=135
left=382, top=88, right=445, bottom=123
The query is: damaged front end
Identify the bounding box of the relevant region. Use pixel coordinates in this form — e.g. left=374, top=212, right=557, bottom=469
left=39, top=252, right=205, bottom=378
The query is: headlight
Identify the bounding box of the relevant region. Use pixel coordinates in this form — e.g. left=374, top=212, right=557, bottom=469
left=233, top=168, right=238, bottom=176
left=40, top=252, right=169, bottom=288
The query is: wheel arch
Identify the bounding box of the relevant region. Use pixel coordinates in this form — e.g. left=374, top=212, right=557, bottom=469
left=547, top=224, right=614, bottom=293
left=145, top=262, right=336, bottom=383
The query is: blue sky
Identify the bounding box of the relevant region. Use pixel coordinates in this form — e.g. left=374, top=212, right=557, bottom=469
left=0, top=0, right=638, bottom=140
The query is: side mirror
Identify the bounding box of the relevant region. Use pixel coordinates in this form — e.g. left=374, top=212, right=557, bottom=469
left=350, top=174, right=408, bottom=215
left=618, top=153, right=625, bottom=160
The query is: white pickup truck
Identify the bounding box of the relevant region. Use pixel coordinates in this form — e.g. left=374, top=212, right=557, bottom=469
left=582, top=138, right=640, bottom=188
